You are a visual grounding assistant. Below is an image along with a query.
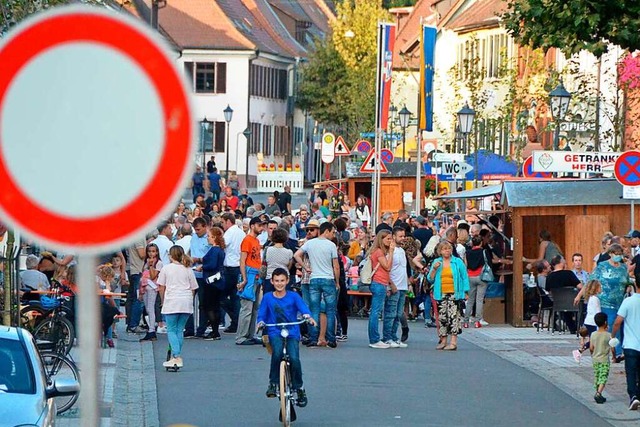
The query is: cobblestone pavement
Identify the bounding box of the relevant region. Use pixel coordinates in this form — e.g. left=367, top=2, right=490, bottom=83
left=56, top=322, right=159, bottom=427
left=460, top=325, right=640, bottom=427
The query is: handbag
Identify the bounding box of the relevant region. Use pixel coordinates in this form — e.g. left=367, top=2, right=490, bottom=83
left=480, top=251, right=495, bottom=282
left=258, top=247, right=269, bottom=280
left=359, top=255, right=380, bottom=285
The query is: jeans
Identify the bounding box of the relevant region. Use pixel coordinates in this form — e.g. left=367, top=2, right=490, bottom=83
left=309, top=278, right=337, bottom=344
left=221, top=267, right=240, bottom=330
left=368, top=282, right=386, bottom=344
left=126, top=273, right=143, bottom=329
left=602, top=307, right=623, bottom=356
left=300, top=283, right=310, bottom=306
left=166, top=313, right=190, bottom=358
left=624, top=348, right=640, bottom=400
left=185, top=278, right=208, bottom=336
left=382, top=291, right=399, bottom=342
left=391, top=291, right=407, bottom=342
left=465, top=276, right=487, bottom=321
left=269, top=335, right=303, bottom=390
left=424, top=293, right=433, bottom=324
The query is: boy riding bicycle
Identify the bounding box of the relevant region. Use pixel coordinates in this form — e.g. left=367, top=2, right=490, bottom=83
left=257, top=268, right=317, bottom=407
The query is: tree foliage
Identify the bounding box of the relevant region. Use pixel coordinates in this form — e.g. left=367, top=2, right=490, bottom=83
left=298, top=0, right=390, bottom=140
left=1, top=0, right=106, bottom=35
left=502, top=0, right=640, bottom=57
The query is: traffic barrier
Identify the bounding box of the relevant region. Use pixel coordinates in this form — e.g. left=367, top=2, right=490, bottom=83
left=256, top=171, right=304, bottom=193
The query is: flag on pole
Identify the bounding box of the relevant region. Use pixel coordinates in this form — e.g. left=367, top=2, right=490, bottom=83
left=375, top=22, right=396, bottom=131
left=419, top=25, right=437, bottom=131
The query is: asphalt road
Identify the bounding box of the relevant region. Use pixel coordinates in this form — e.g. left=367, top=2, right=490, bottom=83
left=153, top=318, right=609, bottom=427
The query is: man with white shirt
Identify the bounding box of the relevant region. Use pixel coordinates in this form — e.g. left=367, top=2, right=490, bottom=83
left=185, top=218, right=210, bottom=338
left=175, top=223, right=193, bottom=254
left=383, top=227, right=408, bottom=348
left=151, top=221, right=173, bottom=266
left=611, top=292, right=640, bottom=410
left=221, top=212, right=244, bottom=334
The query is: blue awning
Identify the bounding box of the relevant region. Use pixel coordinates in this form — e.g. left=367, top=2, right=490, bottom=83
left=424, top=150, right=519, bottom=181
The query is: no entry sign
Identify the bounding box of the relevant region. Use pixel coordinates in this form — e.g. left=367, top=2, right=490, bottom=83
left=0, top=7, right=194, bottom=253
left=614, top=151, right=640, bottom=186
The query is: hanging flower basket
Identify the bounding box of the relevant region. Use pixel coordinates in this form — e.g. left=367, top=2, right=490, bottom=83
left=294, top=163, right=300, bottom=171
left=269, top=163, right=275, bottom=171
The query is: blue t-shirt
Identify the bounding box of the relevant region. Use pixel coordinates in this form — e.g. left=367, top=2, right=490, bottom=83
left=590, top=261, right=629, bottom=309
left=208, top=172, right=221, bottom=191
left=257, top=291, right=311, bottom=340
left=618, top=294, right=640, bottom=351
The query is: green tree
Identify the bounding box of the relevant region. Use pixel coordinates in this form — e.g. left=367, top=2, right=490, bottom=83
left=298, top=0, right=390, bottom=141
left=502, top=0, right=640, bottom=57
left=1, top=0, right=105, bottom=35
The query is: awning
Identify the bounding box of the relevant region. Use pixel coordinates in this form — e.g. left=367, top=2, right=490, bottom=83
left=436, top=184, right=502, bottom=200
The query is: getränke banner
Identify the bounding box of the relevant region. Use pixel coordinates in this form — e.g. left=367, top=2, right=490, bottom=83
left=532, top=151, right=621, bottom=173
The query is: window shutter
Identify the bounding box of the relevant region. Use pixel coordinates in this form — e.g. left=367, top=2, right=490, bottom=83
left=215, top=121, right=226, bottom=152
left=184, top=62, right=194, bottom=91
left=216, top=63, right=227, bottom=94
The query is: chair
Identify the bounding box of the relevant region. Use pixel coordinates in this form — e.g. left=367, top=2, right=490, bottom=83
left=549, top=287, right=580, bottom=335
left=534, top=285, right=553, bottom=333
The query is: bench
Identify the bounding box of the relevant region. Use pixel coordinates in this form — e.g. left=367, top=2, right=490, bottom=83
left=347, top=290, right=372, bottom=297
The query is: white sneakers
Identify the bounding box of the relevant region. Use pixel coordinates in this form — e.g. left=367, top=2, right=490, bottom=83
left=478, top=319, right=489, bottom=326
left=369, top=341, right=390, bottom=349
left=369, top=340, right=408, bottom=349
left=156, top=326, right=167, bottom=334
left=572, top=349, right=582, bottom=364
left=163, top=357, right=183, bottom=368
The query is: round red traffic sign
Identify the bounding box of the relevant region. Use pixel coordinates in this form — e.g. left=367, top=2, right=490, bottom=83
left=0, top=7, right=193, bottom=253
left=380, top=148, right=394, bottom=163
left=522, top=156, right=552, bottom=179
left=614, top=150, right=640, bottom=186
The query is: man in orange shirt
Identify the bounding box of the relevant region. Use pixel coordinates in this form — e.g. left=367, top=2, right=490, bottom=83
left=236, top=216, right=265, bottom=345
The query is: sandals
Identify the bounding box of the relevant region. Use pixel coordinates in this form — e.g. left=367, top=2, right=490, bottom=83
left=436, top=341, right=447, bottom=350
left=443, top=344, right=457, bottom=351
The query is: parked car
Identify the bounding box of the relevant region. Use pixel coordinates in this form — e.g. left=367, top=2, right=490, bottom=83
left=0, top=326, right=79, bottom=426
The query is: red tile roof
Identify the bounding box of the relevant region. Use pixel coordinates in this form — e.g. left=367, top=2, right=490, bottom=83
left=445, top=0, right=505, bottom=32
left=393, top=0, right=437, bottom=70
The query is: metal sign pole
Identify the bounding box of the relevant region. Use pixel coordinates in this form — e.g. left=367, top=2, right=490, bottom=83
left=77, top=255, right=100, bottom=426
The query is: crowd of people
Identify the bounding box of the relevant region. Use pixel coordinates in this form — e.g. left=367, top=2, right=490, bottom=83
left=10, top=181, right=640, bottom=412
left=524, top=229, right=640, bottom=409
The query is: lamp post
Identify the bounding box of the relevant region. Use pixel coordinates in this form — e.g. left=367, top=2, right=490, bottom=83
left=240, top=127, right=252, bottom=187
left=398, top=105, right=411, bottom=161
left=457, top=102, right=476, bottom=185
left=223, top=104, right=233, bottom=182
left=549, top=80, right=572, bottom=150
left=200, top=117, right=212, bottom=173
left=388, top=104, right=397, bottom=149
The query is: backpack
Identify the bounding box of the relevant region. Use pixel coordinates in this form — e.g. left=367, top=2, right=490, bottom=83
left=359, top=255, right=380, bottom=285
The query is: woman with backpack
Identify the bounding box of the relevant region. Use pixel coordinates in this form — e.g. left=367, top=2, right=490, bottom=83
left=365, top=230, right=396, bottom=349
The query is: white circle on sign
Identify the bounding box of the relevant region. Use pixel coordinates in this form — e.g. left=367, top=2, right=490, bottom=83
left=1, top=42, right=164, bottom=219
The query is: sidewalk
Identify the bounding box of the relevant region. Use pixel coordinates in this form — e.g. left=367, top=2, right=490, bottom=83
left=460, top=325, right=640, bottom=427
left=57, top=322, right=160, bottom=427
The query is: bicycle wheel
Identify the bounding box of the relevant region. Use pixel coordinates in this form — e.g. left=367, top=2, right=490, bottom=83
left=20, top=305, right=46, bottom=332
left=41, top=353, right=80, bottom=414
left=33, top=316, right=75, bottom=356
left=279, top=360, right=291, bottom=427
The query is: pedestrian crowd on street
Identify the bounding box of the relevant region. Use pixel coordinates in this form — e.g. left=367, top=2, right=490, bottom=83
left=523, top=228, right=640, bottom=410
left=9, top=179, right=640, bottom=413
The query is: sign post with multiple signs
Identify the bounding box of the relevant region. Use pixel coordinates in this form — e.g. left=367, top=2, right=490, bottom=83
left=614, top=151, right=640, bottom=232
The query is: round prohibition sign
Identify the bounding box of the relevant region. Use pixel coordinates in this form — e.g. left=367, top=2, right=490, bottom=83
left=522, top=156, right=552, bottom=179
left=614, top=151, right=640, bottom=187
left=0, top=8, right=193, bottom=252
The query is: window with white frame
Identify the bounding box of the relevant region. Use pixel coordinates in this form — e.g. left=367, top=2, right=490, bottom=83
left=184, top=62, right=227, bottom=94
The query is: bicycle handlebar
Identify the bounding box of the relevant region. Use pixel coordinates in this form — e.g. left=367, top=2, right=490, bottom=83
left=259, top=318, right=309, bottom=328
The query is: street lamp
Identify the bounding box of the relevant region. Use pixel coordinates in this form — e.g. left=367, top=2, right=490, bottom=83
left=223, top=104, right=233, bottom=181
left=200, top=117, right=212, bottom=173
left=388, top=104, right=397, bottom=149
left=398, top=105, right=411, bottom=161
left=457, top=102, right=476, bottom=184
left=240, top=127, right=252, bottom=187
left=549, top=80, right=572, bottom=150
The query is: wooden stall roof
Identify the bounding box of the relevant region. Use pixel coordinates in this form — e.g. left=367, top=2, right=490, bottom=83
left=502, top=179, right=628, bottom=207
left=345, top=161, right=421, bottom=178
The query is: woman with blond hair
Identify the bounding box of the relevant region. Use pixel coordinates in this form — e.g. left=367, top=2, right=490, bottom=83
left=367, top=229, right=396, bottom=349
left=428, top=240, right=469, bottom=351
left=158, top=245, right=199, bottom=368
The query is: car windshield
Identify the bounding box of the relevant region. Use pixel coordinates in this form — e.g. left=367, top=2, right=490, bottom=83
left=0, top=338, right=35, bottom=394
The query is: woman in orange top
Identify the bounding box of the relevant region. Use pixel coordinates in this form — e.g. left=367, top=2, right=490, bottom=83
left=428, top=241, right=469, bottom=351
left=367, top=230, right=397, bottom=349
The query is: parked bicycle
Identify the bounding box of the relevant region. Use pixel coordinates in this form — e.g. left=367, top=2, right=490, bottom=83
left=36, top=339, right=81, bottom=414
